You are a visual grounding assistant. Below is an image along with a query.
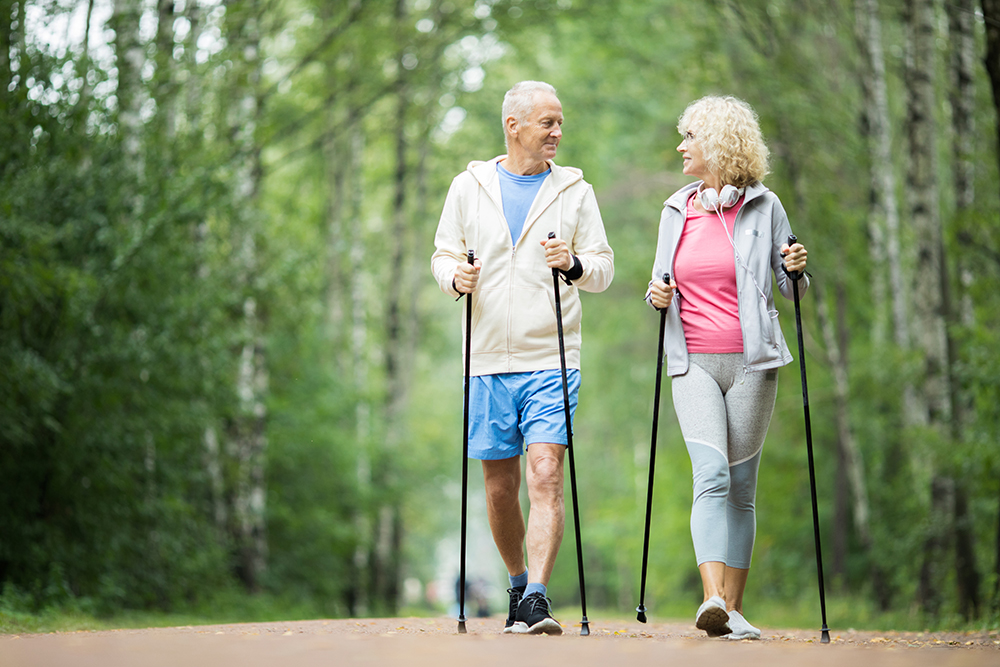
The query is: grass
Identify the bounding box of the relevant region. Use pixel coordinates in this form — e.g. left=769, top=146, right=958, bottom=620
left=2, top=589, right=997, bottom=636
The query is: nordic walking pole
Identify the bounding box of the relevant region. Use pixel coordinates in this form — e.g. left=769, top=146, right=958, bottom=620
left=548, top=231, right=590, bottom=636
left=458, top=248, right=475, bottom=634
left=785, top=234, right=831, bottom=644
left=636, top=273, right=669, bottom=624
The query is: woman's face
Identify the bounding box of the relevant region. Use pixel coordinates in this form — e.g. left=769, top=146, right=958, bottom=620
left=677, top=129, right=709, bottom=180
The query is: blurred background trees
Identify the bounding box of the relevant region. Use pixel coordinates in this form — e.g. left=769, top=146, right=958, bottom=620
left=1, top=0, right=998, bottom=627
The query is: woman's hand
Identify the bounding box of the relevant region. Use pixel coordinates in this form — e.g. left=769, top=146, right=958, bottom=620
left=781, top=242, right=808, bottom=274
left=649, top=277, right=676, bottom=310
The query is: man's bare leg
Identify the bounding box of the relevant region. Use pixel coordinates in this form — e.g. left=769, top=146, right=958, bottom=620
left=525, top=442, right=565, bottom=587
left=482, top=456, right=526, bottom=577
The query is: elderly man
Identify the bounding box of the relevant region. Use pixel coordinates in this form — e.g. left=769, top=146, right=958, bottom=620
left=431, top=81, right=614, bottom=635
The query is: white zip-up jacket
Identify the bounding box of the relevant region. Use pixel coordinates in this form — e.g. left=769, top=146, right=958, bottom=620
left=649, top=181, right=809, bottom=377
left=432, top=156, right=614, bottom=376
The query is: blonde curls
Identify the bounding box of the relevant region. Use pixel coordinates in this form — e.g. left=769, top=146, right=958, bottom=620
left=678, top=96, right=770, bottom=189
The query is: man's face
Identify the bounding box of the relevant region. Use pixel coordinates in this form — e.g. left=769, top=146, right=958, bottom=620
left=513, top=92, right=563, bottom=162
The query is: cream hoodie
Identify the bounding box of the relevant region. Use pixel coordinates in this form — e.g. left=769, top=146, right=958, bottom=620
left=432, top=156, right=614, bottom=376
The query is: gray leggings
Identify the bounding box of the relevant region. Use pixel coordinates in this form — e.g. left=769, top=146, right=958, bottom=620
left=671, top=353, right=777, bottom=569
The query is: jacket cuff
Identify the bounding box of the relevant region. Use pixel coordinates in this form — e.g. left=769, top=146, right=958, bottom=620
left=559, top=255, right=583, bottom=282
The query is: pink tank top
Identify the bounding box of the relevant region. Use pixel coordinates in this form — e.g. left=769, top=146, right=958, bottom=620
left=674, top=193, right=744, bottom=353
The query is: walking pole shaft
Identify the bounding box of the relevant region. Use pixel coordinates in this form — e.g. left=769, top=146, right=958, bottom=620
left=458, top=249, right=474, bottom=634
left=549, top=232, right=590, bottom=636
left=637, top=273, right=669, bottom=624
left=787, top=235, right=830, bottom=643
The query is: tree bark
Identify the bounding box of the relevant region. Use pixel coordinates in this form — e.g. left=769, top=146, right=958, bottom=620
left=982, top=0, right=1000, bottom=205
left=225, top=2, right=268, bottom=591
left=348, top=123, right=372, bottom=617
left=854, top=0, right=921, bottom=428
left=953, top=482, right=981, bottom=618
left=904, top=0, right=955, bottom=615
left=945, top=0, right=982, bottom=619
left=111, top=0, right=145, bottom=159
left=904, top=0, right=951, bottom=427
left=815, top=281, right=889, bottom=607
left=918, top=476, right=954, bottom=616
left=153, top=0, right=176, bottom=137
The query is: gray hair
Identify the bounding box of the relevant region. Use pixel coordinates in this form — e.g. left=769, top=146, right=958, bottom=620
left=501, top=81, right=557, bottom=148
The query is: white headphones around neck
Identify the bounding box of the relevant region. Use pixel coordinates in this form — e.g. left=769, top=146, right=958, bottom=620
left=698, top=183, right=745, bottom=212
left=695, top=181, right=779, bottom=321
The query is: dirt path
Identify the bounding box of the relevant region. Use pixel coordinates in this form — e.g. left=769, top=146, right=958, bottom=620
left=2, top=615, right=997, bottom=666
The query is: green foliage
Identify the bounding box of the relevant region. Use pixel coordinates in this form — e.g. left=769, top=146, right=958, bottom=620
left=2, top=0, right=999, bottom=631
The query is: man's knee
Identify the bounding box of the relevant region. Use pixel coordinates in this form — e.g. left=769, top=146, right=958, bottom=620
left=484, top=460, right=521, bottom=507
left=527, top=446, right=565, bottom=495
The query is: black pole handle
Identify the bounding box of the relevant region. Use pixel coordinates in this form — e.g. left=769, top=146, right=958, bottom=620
left=785, top=234, right=802, bottom=281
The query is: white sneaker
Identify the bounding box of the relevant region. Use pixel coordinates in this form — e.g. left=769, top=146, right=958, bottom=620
left=695, top=596, right=731, bottom=636
left=727, top=610, right=761, bottom=640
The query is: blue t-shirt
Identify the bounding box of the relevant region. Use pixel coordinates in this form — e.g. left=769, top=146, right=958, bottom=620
left=497, top=163, right=549, bottom=245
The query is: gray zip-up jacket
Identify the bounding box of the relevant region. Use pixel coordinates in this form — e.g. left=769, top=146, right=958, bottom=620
left=648, top=181, right=809, bottom=377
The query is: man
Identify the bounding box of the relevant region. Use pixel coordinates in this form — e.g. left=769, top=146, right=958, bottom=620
left=431, top=81, right=614, bottom=635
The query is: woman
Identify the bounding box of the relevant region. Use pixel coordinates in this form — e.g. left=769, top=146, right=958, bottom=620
left=646, top=96, right=809, bottom=640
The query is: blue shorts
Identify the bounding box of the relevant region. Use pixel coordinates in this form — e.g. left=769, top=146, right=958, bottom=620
left=467, top=369, right=581, bottom=460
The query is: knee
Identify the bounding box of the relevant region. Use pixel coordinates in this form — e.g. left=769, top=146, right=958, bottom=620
left=527, top=452, right=564, bottom=497
left=692, top=463, right=730, bottom=500
left=727, top=483, right=756, bottom=511
left=485, top=472, right=520, bottom=508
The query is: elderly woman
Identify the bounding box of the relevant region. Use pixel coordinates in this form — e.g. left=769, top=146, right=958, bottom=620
left=646, top=96, right=809, bottom=639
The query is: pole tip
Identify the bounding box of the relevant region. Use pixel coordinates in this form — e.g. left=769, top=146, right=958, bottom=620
left=457, top=616, right=467, bottom=634
left=821, top=627, right=830, bottom=644
left=636, top=605, right=647, bottom=624
left=580, top=618, right=590, bottom=636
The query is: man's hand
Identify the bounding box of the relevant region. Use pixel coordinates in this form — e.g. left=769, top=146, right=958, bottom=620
left=454, top=258, right=481, bottom=294
left=540, top=235, right=573, bottom=272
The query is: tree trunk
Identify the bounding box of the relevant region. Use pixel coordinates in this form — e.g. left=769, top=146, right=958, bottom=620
left=853, top=0, right=896, bottom=347
left=153, top=0, right=176, bottom=137
left=945, top=0, right=982, bottom=619
left=904, top=0, right=954, bottom=615
left=348, top=123, right=372, bottom=617
left=953, top=482, right=981, bottom=618
left=918, top=476, right=954, bottom=616
left=815, top=280, right=889, bottom=607
left=904, top=0, right=951, bottom=425
left=0, top=0, right=11, bottom=93
left=225, top=3, right=268, bottom=591
left=854, top=0, right=920, bottom=425
left=111, top=0, right=145, bottom=159
left=982, top=0, right=1000, bottom=205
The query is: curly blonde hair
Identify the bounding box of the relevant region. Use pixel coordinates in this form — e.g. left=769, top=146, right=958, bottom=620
left=678, top=96, right=770, bottom=189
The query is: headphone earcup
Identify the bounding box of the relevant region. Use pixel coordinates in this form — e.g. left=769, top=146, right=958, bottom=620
left=719, top=184, right=740, bottom=208
left=699, top=187, right=720, bottom=211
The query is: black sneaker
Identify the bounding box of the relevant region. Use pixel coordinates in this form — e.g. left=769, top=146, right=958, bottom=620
left=510, top=591, right=563, bottom=635
left=502, top=587, right=523, bottom=634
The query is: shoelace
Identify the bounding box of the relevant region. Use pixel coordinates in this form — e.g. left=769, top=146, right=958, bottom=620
left=523, top=593, right=551, bottom=614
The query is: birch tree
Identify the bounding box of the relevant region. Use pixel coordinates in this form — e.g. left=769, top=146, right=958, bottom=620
left=902, top=0, right=955, bottom=615
left=982, top=0, right=1000, bottom=203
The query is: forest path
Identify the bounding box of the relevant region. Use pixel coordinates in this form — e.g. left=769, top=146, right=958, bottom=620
left=2, top=615, right=997, bottom=666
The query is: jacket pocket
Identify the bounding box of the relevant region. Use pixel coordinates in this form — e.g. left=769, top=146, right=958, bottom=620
left=469, top=287, right=508, bottom=354
left=542, top=282, right=582, bottom=345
